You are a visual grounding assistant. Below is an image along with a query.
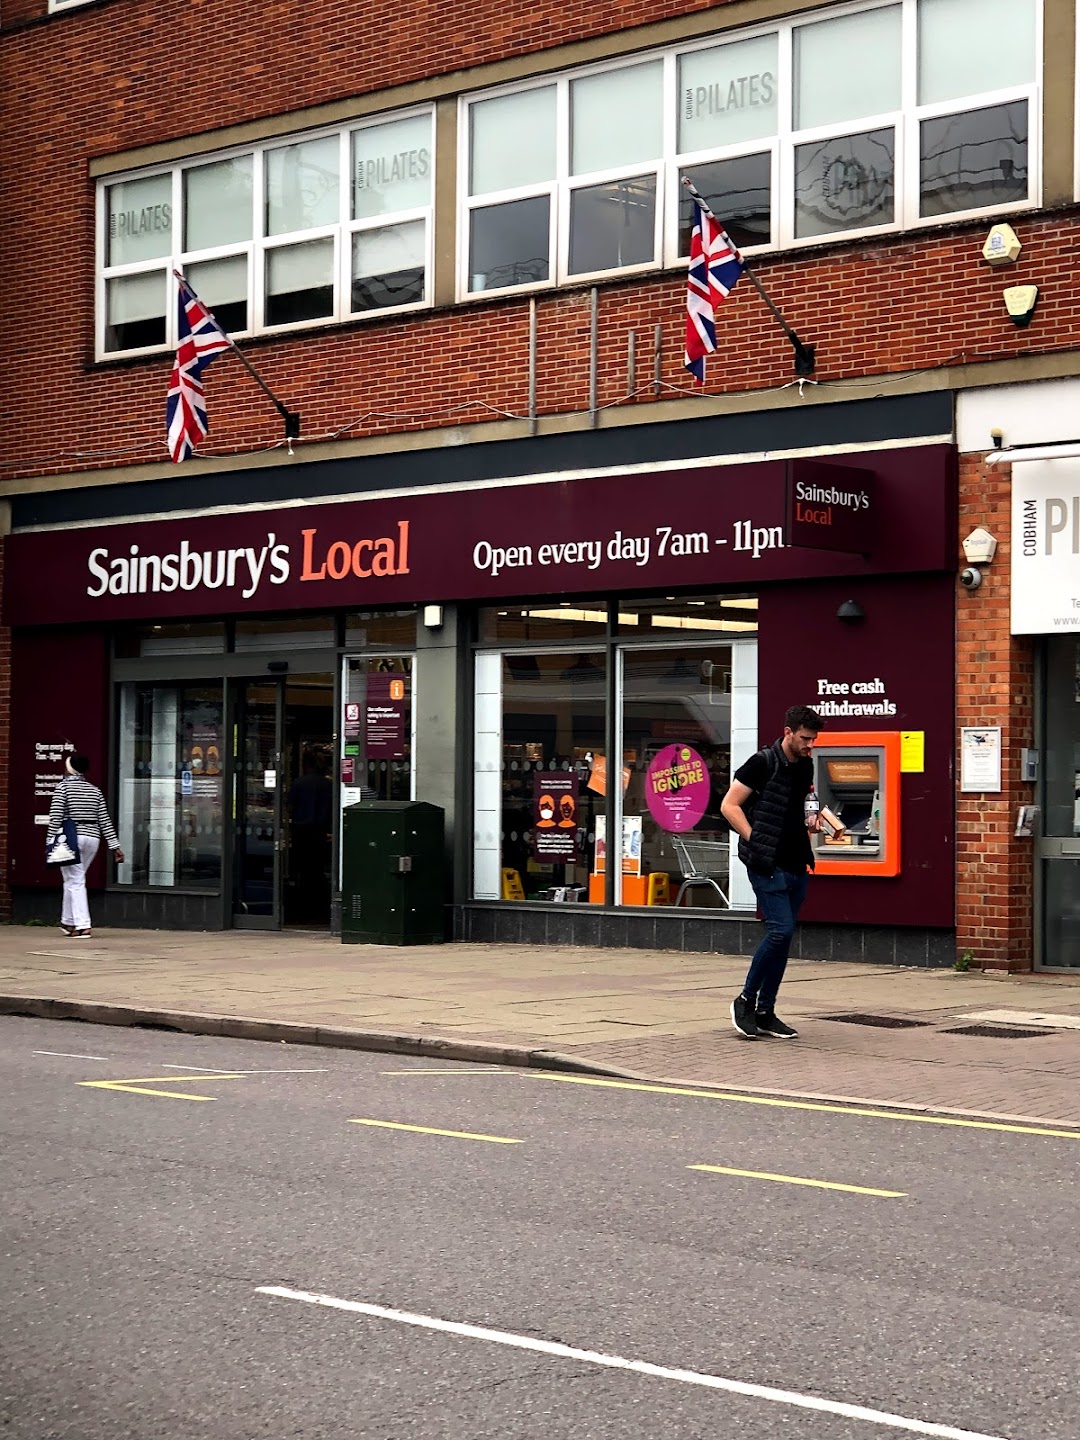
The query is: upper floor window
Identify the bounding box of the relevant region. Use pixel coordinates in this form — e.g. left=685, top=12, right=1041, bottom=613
left=98, top=107, right=434, bottom=357
left=459, top=0, right=1039, bottom=297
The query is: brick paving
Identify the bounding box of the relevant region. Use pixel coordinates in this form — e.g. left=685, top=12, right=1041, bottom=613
left=2, top=925, right=1079, bottom=1125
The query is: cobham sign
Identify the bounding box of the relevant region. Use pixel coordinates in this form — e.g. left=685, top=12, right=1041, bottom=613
left=2, top=447, right=955, bottom=627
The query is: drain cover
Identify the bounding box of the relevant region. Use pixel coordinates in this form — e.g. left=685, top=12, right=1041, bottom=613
left=942, top=1023, right=1053, bottom=1039
left=822, top=1013, right=931, bottom=1029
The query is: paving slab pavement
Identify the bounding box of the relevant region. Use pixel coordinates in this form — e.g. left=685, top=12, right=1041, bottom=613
left=2, top=924, right=1080, bottom=1126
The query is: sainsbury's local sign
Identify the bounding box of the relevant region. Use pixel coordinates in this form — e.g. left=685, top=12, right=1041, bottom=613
left=2, top=448, right=953, bottom=628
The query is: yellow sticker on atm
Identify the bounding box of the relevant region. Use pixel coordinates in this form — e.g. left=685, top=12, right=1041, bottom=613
left=900, top=732, right=925, bottom=773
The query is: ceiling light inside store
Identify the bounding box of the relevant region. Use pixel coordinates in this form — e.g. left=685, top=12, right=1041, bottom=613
left=649, top=615, right=757, bottom=631
left=720, top=598, right=758, bottom=609
left=523, top=607, right=640, bottom=625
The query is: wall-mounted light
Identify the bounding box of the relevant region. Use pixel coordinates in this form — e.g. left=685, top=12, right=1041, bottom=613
left=836, top=599, right=865, bottom=622
left=422, top=604, right=443, bottom=628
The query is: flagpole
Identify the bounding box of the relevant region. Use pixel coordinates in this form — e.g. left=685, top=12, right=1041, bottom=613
left=682, top=178, right=815, bottom=377
left=174, top=272, right=301, bottom=440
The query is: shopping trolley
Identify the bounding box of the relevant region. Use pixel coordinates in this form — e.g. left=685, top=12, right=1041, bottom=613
left=670, top=835, right=731, bottom=909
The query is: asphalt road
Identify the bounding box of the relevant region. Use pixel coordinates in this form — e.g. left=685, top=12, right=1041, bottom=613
left=1, top=1014, right=1076, bottom=1440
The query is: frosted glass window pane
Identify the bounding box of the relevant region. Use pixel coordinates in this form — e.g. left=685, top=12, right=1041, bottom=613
left=265, top=136, right=340, bottom=236
left=918, top=0, right=1036, bottom=104
left=470, top=87, right=556, bottom=195
left=184, top=157, right=253, bottom=252
left=107, top=174, right=173, bottom=265
left=795, top=8, right=901, bottom=130
left=105, top=271, right=167, bottom=351
left=678, top=36, right=779, bottom=153
left=353, top=114, right=433, bottom=220
left=265, top=239, right=334, bottom=325
left=570, top=62, right=663, bottom=175
left=185, top=255, right=248, bottom=334
left=351, top=220, right=425, bottom=311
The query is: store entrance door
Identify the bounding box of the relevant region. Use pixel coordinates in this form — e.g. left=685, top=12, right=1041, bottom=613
left=1038, top=637, right=1080, bottom=969
left=231, top=674, right=335, bottom=930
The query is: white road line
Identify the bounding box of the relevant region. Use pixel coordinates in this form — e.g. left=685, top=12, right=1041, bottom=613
left=159, top=1065, right=330, bottom=1074
left=33, top=1050, right=110, bottom=1061
left=256, top=1286, right=1013, bottom=1440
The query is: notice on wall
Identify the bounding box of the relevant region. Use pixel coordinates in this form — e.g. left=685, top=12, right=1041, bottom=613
left=533, top=772, right=579, bottom=861
left=960, top=727, right=1002, bottom=793
left=343, top=702, right=361, bottom=740
left=365, top=675, right=407, bottom=759
left=900, top=731, right=925, bottom=773
left=645, top=744, right=710, bottom=832
left=594, top=814, right=643, bottom=875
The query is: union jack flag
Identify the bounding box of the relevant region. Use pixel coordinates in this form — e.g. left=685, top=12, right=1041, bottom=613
left=166, top=276, right=232, bottom=463
left=684, top=194, right=744, bottom=385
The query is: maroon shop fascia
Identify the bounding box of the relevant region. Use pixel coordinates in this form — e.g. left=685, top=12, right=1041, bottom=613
left=3, top=445, right=957, bottom=925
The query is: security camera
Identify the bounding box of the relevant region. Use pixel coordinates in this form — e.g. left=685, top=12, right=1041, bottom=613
left=960, top=566, right=983, bottom=591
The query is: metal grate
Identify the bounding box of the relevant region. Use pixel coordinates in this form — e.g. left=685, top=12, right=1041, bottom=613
left=821, top=1013, right=932, bottom=1029
left=941, top=1024, right=1053, bottom=1039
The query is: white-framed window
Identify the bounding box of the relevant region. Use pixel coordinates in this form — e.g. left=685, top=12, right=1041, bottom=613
left=96, top=106, right=435, bottom=358
left=458, top=0, right=1040, bottom=297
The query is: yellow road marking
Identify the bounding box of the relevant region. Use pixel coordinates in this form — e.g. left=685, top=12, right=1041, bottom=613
left=348, top=1119, right=521, bottom=1144
left=79, top=1074, right=245, bottom=1102
left=688, top=1164, right=905, bottom=1197
left=531, top=1073, right=1080, bottom=1140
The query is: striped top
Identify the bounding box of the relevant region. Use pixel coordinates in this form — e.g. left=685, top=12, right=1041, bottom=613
left=48, top=776, right=120, bottom=849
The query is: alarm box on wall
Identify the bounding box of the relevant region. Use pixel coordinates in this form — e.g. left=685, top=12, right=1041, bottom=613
left=811, top=732, right=901, bottom=877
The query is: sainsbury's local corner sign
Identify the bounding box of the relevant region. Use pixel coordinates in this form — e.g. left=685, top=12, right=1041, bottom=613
left=786, top=459, right=875, bottom=554
left=2, top=447, right=952, bottom=629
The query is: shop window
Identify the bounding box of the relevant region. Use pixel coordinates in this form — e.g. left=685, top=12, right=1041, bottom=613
left=114, top=621, right=226, bottom=658
left=97, top=105, right=434, bottom=357
left=116, top=684, right=225, bottom=890
left=233, top=615, right=336, bottom=651
left=340, top=655, right=414, bottom=805
left=473, top=650, right=605, bottom=901
left=677, top=155, right=771, bottom=252
left=616, top=594, right=758, bottom=636
left=794, top=129, right=896, bottom=239
left=344, top=610, right=419, bottom=650
left=615, top=646, right=736, bottom=908
left=471, top=605, right=758, bottom=907
left=478, top=603, right=610, bottom=645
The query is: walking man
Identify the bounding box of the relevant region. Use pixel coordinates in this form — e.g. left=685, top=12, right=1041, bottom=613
left=720, top=705, right=824, bottom=1040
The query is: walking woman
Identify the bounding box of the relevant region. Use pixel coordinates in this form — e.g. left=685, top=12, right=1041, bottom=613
left=47, top=754, right=124, bottom=937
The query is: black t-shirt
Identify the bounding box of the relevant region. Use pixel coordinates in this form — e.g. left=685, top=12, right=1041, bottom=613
left=734, top=748, right=814, bottom=874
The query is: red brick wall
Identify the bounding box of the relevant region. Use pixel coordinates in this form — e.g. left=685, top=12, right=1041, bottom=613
left=0, top=537, right=10, bottom=919
left=955, top=454, right=1035, bottom=968
left=1, top=0, right=1079, bottom=482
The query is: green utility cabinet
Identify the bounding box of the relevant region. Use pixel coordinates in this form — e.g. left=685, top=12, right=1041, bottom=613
left=341, top=800, right=445, bottom=945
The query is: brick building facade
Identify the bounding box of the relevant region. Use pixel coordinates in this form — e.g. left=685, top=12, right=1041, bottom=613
left=1, top=0, right=1077, bottom=966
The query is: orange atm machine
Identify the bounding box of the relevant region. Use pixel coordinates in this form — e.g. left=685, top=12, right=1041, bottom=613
left=811, top=731, right=901, bottom=876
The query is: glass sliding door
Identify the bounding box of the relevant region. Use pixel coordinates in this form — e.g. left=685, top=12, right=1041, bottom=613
left=1038, top=637, right=1080, bottom=968
left=233, top=681, right=282, bottom=927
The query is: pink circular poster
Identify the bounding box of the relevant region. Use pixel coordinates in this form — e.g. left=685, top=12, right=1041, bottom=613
left=645, top=744, right=710, bottom=831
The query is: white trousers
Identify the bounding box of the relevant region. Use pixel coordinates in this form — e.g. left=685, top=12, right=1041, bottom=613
left=61, top=834, right=100, bottom=931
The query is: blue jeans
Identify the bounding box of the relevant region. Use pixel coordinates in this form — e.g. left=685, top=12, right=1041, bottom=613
left=741, top=867, right=810, bottom=1012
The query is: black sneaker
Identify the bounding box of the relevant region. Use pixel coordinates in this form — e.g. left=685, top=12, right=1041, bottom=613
left=730, top=994, right=758, bottom=1039
left=756, top=1009, right=798, bottom=1039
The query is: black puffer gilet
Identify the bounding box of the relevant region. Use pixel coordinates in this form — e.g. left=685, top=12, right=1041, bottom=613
left=737, top=740, right=793, bottom=876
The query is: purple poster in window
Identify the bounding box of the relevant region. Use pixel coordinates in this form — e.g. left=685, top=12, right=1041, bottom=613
left=365, top=674, right=407, bottom=758
left=533, top=772, right=579, bottom=861
left=645, top=744, right=710, bottom=832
